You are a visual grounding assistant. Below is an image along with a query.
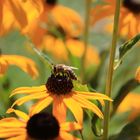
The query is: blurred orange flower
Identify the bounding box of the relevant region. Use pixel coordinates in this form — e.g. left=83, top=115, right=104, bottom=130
left=41, top=35, right=100, bottom=67
left=0, top=0, right=43, bottom=36
left=91, top=0, right=140, bottom=38
left=117, top=93, right=140, bottom=121
left=0, top=55, right=38, bottom=78
left=25, top=0, right=84, bottom=45
left=0, top=108, right=81, bottom=140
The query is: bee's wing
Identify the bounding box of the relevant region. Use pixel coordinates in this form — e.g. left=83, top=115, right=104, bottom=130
left=59, top=65, right=78, bottom=70
left=69, top=66, right=78, bottom=70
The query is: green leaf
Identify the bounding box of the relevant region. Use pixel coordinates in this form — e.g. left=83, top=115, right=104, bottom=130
left=73, top=81, right=89, bottom=92
left=110, top=117, right=140, bottom=140
left=114, top=34, right=140, bottom=69
left=91, top=102, right=103, bottom=137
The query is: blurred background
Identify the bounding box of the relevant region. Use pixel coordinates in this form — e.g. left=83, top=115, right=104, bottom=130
left=0, top=0, right=140, bottom=139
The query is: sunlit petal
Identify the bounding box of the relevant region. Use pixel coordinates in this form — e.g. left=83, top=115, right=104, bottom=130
left=0, top=128, right=26, bottom=138
left=73, top=94, right=104, bottom=119
left=30, top=96, right=53, bottom=116
left=6, top=134, right=27, bottom=140
left=75, top=91, right=112, bottom=101
left=11, top=85, right=46, bottom=97
left=63, top=97, right=83, bottom=124
left=6, top=109, right=29, bottom=121
left=59, top=131, right=80, bottom=140
left=11, top=92, right=47, bottom=107
left=0, top=55, right=38, bottom=78
left=60, top=122, right=82, bottom=131
left=0, top=118, right=26, bottom=128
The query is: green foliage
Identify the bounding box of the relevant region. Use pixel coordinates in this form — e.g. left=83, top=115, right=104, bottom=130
left=110, top=117, right=140, bottom=140
left=73, top=81, right=89, bottom=92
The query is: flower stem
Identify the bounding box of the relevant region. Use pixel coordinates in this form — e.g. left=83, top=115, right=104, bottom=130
left=79, top=130, right=85, bottom=140
left=102, top=0, right=121, bottom=140
left=81, top=0, right=92, bottom=81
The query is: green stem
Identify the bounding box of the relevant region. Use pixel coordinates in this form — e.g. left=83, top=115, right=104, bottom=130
left=81, top=0, right=92, bottom=81
left=102, top=0, right=121, bottom=140
left=79, top=130, right=85, bottom=140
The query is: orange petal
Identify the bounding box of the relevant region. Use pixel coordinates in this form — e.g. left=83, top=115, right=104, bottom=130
left=49, top=5, right=83, bottom=37
left=0, top=118, right=26, bottom=128
left=130, top=16, right=137, bottom=37
left=75, top=91, right=112, bottom=101
left=10, top=85, right=46, bottom=97
left=60, top=122, right=82, bottom=131
left=6, top=134, right=27, bottom=140
left=0, top=128, right=26, bottom=138
left=0, top=55, right=38, bottom=78
left=59, top=131, right=80, bottom=140
left=6, top=109, right=29, bottom=121
left=73, top=94, right=104, bottom=119
left=30, top=96, right=53, bottom=116
left=53, top=96, right=67, bottom=123
left=63, top=97, right=83, bottom=125
left=11, top=92, right=47, bottom=107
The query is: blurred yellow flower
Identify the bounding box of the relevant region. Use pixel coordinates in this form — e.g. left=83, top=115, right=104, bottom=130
left=0, top=55, right=38, bottom=78
left=0, top=0, right=43, bottom=36
left=10, top=67, right=112, bottom=125
left=117, top=93, right=140, bottom=121
left=0, top=108, right=81, bottom=140
left=91, top=0, right=140, bottom=38
left=41, top=35, right=100, bottom=67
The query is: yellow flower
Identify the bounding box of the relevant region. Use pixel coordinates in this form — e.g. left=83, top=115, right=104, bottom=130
left=10, top=64, right=112, bottom=125
left=91, top=0, right=140, bottom=38
left=0, top=0, right=43, bottom=36
left=0, top=55, right=38, bottom=78
left=0, top=108, right=81, bottom=140
left=117, top=93, right=140, bottom=121
left=25, top=0, right=84, bottom=45
left=41, top=35, right=100, bottom=67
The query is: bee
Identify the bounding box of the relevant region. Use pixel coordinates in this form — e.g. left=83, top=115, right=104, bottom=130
left=53, top=64, right=78, bottom=80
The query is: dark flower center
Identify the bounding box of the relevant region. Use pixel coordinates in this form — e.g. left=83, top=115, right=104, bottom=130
left=26, top=112, right=60, bottom=140
left=45, top=0, right=57, bottom=5
left=46, top=74, right=73, bottom=95
left=123, top=0, right=140, bottom=14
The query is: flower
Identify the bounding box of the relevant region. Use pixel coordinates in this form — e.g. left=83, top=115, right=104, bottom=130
left=117, top=93, right=140, bottom=121
left=41, top=34, right=100, bottom=67
left=10, top=64, right=112, bottom=124
left=25, top=0, right=84, bottom=46
left=0, top=55, right=38, bottom=78
left=91, top=0, right=140, bottom=38
left=0, top=0, right=43, bottom=36
left=0, top=108, right=81, bottom=140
